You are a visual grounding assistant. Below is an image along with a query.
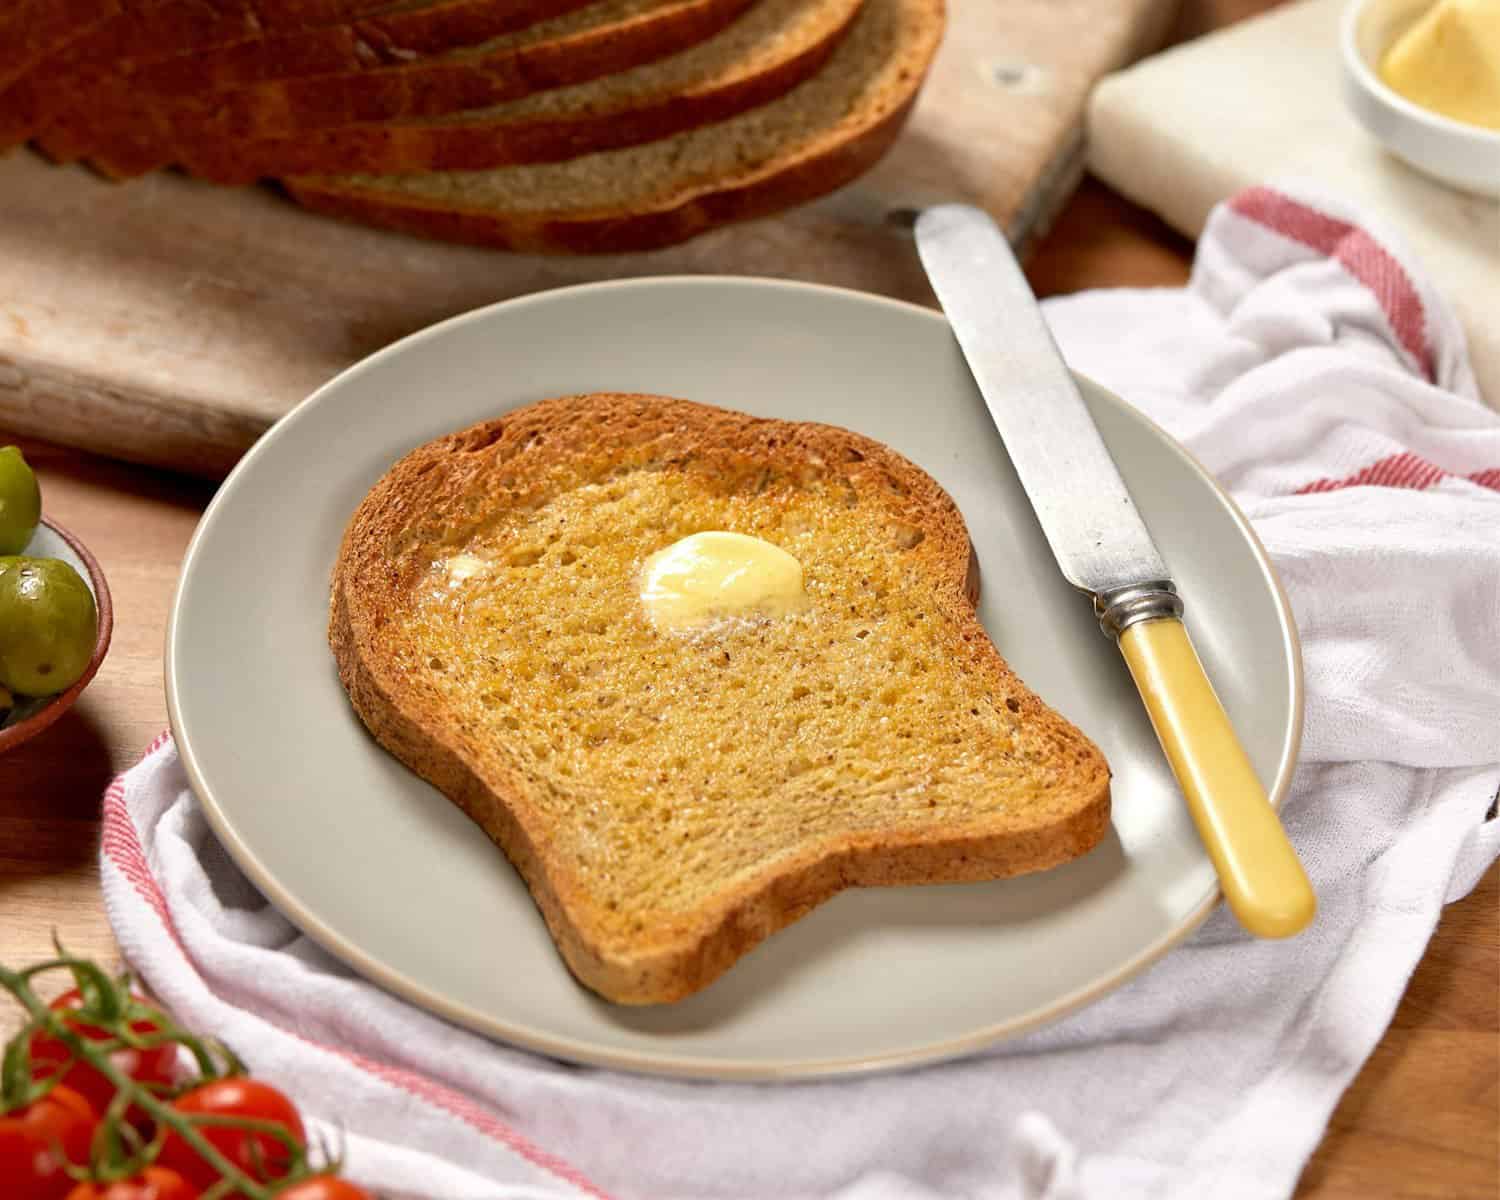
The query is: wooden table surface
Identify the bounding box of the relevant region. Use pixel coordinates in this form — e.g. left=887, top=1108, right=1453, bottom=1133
left=0, top=5, right=1495, bottom=1196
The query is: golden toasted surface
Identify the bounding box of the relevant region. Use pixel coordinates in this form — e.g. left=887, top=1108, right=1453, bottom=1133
left=331, top=394, right=1109, bottom=1003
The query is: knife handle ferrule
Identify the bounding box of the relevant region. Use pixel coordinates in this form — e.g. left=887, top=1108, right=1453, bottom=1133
left=1095, top=580, right=1183, bottom=639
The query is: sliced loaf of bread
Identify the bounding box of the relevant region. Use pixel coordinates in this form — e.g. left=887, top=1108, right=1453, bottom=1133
left=37, top=0, right=601, bottom=127
left=288, top=0, right=941, bottom=253
left=0, top=0, right=386, bottom=86
left=40, top=0, right=758, bottom=171
left=1, top=0, right=403, bottom=150
left=68, top=0, right=600, bottom=83
left=0, top=0, right=113, bottom=89
left=170, top=0, right=863, bottom=184
left=0, top=0, right=167, bottom=147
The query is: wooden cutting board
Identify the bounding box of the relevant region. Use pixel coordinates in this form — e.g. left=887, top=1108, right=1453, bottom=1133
left=0, top=0, right=1177, bottom=477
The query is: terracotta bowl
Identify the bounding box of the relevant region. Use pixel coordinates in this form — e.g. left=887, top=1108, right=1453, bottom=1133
left=0, top=518, right=114, bottom=754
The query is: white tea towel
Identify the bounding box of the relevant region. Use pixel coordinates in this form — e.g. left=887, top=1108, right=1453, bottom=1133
left=99, top=185, right=1500, bottom=1200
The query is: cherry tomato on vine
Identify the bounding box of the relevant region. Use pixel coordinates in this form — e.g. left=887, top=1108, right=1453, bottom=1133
left=29, top=988, right=178, bottom=1122
left=157, top=1078, right=306, bottom=1189
left=271, top=1178, right=374, bottom=1200
left=0, top=1085, right=98, bottom=1200
left=63, top=1167, right=199, bottom=1200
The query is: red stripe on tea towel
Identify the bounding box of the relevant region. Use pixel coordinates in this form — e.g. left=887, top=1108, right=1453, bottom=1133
left=1229, top=186, right=1437, bottom=382
left=1294, top=452, right=1500, bottom=495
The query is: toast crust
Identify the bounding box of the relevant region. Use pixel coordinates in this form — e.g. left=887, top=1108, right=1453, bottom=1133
left=330, top=394, right=1110, bottom=1004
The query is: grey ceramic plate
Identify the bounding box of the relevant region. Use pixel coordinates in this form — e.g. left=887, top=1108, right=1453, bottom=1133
left=167, top=277, right=1301, bottom=1080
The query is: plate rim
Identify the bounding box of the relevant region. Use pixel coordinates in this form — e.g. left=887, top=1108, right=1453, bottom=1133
left=165, top=275, right=1304, bottom=1080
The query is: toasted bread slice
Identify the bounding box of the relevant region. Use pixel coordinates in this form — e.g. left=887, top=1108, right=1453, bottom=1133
left=330, top=394, right=1110, bottom=1004
left=175, top=0, right=863, bottom=184
left=287, top=0, right=939, bottom=253
left=41, top=0, right=757, bottom=173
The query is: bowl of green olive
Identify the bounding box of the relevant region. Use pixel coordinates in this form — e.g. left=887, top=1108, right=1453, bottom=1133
left=0, top=446, right=113, bottom=754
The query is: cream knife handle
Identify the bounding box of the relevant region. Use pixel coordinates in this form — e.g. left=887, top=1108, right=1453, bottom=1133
left=1118, top=616, right=1316, bottom=938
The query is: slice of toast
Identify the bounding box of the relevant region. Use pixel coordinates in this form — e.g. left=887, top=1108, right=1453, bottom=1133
left=330, top=394, right=1110, bottom=1004
left=173, top=0, right=864, bottom=184
left=286, top=0, right=940, bottom=253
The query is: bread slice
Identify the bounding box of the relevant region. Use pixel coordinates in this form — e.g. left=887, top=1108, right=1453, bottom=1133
left=330, top=393, right=1111, bottom=1004
left=0, top=0, right=404, bottom=151
left=41, top=0, right=758, bottom=174
left=287, top=0, right=940, bottom=252
left=177, top=0, right=862, bottom=183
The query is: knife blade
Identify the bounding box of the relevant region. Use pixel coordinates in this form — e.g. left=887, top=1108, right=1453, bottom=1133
left=915, top=205, right=1168, bottom=598
left=915, top=203, right=1315, bottom=939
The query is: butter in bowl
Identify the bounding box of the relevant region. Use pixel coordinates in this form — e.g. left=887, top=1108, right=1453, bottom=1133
left=1341, top=0, right=1500, bottom=195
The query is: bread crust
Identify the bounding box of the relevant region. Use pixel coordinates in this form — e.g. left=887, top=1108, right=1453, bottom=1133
left=283, top=88, right=912, bottom=252
left=330, top=394, right=1111, bottom=1003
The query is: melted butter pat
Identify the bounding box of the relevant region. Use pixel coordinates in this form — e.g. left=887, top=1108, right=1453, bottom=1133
left=1380, top=0, right=1500, bottom=130
left=442, top=553, right=490, bottom=583
left=640, top=531, right=809, bottom=630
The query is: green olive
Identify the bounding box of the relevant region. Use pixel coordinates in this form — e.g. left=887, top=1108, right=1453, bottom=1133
left=0, top=446, right=41, bottom=556
left=0, top=556, right=98, bottom=697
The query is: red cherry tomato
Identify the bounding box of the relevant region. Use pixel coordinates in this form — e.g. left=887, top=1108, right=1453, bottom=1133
left=157, top=1078, right=306, bottom=1190
left=0, top=1085, right=98, bottom=1200
left=63, top=1167, right=199, bottom=1200
left=271, top=1179, right=373, bottom=1200
left=29, top=988, right=178, bottom=1123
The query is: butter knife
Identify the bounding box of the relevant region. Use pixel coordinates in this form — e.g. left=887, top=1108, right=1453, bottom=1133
left=915, top=203, right=1315, bottom=938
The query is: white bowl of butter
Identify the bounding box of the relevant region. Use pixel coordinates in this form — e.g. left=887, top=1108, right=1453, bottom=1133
left=1341, top=0, right=1500, bottom=196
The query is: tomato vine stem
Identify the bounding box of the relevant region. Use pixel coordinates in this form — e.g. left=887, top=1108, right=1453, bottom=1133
left=1, top=956, right=311, bottom=1197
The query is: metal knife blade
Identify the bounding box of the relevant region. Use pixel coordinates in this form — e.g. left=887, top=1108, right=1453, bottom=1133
left=916, top=203, right=1317, bottom=940
left=914, top=203, right=1169, bottom=600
